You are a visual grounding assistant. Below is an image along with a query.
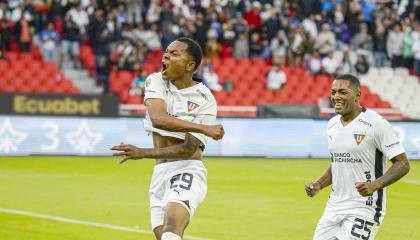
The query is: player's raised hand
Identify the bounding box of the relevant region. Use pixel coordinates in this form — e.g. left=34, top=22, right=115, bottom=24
left=111, top=143, right=144, bottom=164
left=202, top=124, right=225, bottom=140
left=355, top=182, right=380, bottom=197
left=305, top=181, right=322, bottom=197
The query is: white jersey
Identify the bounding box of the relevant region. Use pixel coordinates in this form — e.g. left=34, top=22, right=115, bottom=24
left=326, top=108, right=405, bottom=224
left=143, top=72, right=217, bottom=146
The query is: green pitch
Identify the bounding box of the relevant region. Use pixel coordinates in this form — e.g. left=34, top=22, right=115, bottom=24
left=0, top=156, right=419, bottom=240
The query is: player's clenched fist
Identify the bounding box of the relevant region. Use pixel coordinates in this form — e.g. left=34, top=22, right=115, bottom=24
left=305, top=181, right=322, bottom=197
left=355, top=182, right=380, bottom=197
left=111, top=144, right=144, bottom=164
left=202, top=124, right=225, bottom=140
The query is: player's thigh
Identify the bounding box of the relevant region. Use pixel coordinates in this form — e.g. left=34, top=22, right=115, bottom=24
left=313, top=215, right=342, bottom=240
left=337, top=215, right=379, bottom=240
left=162, top=202, right=191, bottom=236
left=165, top=168, right=207, bottom=219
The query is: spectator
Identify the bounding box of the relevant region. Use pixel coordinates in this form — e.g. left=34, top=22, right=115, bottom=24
left=355, top=55, right=369, bottom=75
left=387, top=23, right=404, bottom=68
left=129, top=68, right=147, bottom=96
left=249, top=32, right=263, bottom=58
left=39, top=22, right=60, bottom=63
left=413, top=23, right=420, bottom=76
left=302, top=14, right=318, bottom=40
left=289, top=24, right=306, bottom=67
left=17, top=14, right=31, bottom=52
left=403, top=24, right=414, bottom=69
left=373, top=22, right=388, bottom=67
left=322, top=51, right=340, bottom=76
left=270, top=30, right=289, bottom=67
left=329, top=12, right=350, bottom=51
left=244, top=1, right=262, bottom=29
left=162, top=23, right=179, bottom=50
left=146, top=0, right=161, bottom=24
left=234, top=32, right=249, bottom=59
left=202, top=62, right=223, bottom=91
left=126, top=0, right=142, bottom=25
left=205, top=32, right=222, bottom=58
left=0, top=2, right=13, bottom=51
left=351, top=23, right=373, bottom=52
left=314, top=23, right=335, bottom=57
left=267, top=66, right=287, bottom=90
left=115, top=38, right=134, bottom=70
left=307, top=51, right=322, bottom=75
left=67, top=3, right=89, bottom=34
left=339, top=50, right=354, bottom=74
left=261, top=8, right=280, bottom=41
left=60, top=18, right=82, bottom=68
left=259, top=39, right=271, bottom=60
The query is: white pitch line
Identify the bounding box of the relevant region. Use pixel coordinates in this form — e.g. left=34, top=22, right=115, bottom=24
left=0, top=208, right=213, bottom=240
left=403, top=179, right=420, bottom=185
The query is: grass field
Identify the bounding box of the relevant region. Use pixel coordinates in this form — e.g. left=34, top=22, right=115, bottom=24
left=0, top=156, right=419, bottom=240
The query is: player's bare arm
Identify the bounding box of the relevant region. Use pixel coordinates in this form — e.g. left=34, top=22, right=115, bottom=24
left=111, top=133, right=202, bottom=164
left=305, top=164, right=332, bottom=197
left=355, top=153, right=410, bottom=196
left=146, top=99, right=224, bottom=140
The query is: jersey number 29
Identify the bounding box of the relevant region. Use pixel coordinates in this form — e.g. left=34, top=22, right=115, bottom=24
left=170, top=173, right=194, bottom=190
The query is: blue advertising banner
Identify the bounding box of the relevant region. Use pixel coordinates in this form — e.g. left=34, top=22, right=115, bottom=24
left=0, top=116, right=419, bottom=159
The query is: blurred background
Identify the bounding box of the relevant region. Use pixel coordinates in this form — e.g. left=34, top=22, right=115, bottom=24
left=0, top=1, right=420, bottom=240
left=0, top=0, right=420, bottom=158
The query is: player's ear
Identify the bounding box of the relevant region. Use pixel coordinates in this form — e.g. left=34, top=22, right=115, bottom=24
left=355, top=88, right=361, bottom=102
left=186, top=60, right=195, bottom=72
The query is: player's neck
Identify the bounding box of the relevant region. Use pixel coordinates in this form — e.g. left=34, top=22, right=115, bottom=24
left=341, top=105, right=363, bottom=126
left=171, top=75, right=197, bottom=89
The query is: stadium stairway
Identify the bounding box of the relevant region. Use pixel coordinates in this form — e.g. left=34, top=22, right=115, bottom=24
left=360, top=67, right=420, bottom=119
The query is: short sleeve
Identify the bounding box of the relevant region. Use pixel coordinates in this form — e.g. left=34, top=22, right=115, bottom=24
left=144, top=73, right=166, bottom=101
left=374, top=118, right=405, bottom=160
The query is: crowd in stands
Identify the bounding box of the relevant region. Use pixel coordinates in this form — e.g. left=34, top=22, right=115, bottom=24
left=0, top=0, right=420, bottom=96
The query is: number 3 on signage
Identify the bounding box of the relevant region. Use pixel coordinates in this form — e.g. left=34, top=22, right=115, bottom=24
left=41, top=121, right=59, bottom=151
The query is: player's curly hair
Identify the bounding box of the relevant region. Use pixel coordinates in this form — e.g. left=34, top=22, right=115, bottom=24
left=176, top=37, right=203, bottom=72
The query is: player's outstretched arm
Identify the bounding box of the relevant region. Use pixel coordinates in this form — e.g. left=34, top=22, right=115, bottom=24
left=305, top=164, right=332, bottom=197
left=355, top=153, right=410, bottom=197
left=111, top=133, right=202, bottom=164
left=146, top=99, right=224, bottom=140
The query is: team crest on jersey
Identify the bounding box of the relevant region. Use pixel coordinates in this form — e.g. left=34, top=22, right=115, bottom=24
left=353, top=134, right=366, bottom=145
left=145, top=78, right=151, bottom=87
left=187, top=101, right=200, bottom=112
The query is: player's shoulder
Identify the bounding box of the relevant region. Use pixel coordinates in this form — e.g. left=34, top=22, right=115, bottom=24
left=362, top=108, right=386, bottom=125
left=196, top=82, right=217, bottom=103
left=145, top=72, right=166, bottom=86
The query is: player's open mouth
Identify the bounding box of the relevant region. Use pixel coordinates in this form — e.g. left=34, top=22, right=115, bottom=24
left=162, top=62, right=168, bottom=72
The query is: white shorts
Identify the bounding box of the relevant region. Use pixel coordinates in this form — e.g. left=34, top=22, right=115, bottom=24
left=314, top=214, right=380, bottom=240
left=149, top=160, right=207, bottom=230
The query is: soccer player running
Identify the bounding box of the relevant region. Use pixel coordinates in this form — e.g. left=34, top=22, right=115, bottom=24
left=111, top=38, right=224, bottom=240
left=305, top=74, right=410, bottom=240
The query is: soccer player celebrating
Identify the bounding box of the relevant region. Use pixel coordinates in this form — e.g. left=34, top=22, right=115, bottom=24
left=305, top=74, right=410, bottom=240
left=111, top=38, right=223, bottom=240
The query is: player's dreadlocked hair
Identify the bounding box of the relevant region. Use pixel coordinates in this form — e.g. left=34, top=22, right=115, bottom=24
left=176, top=37, right=203, bottom=72
left=335, top=74, right=360, bottom=91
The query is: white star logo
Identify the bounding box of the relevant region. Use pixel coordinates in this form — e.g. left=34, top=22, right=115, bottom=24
left=0, top=118, right=28, bottom=153
left=64, top=120, right=103, bottom=154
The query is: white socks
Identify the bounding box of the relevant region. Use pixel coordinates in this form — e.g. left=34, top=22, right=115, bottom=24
left=161, top=232, right=182, bottom=240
